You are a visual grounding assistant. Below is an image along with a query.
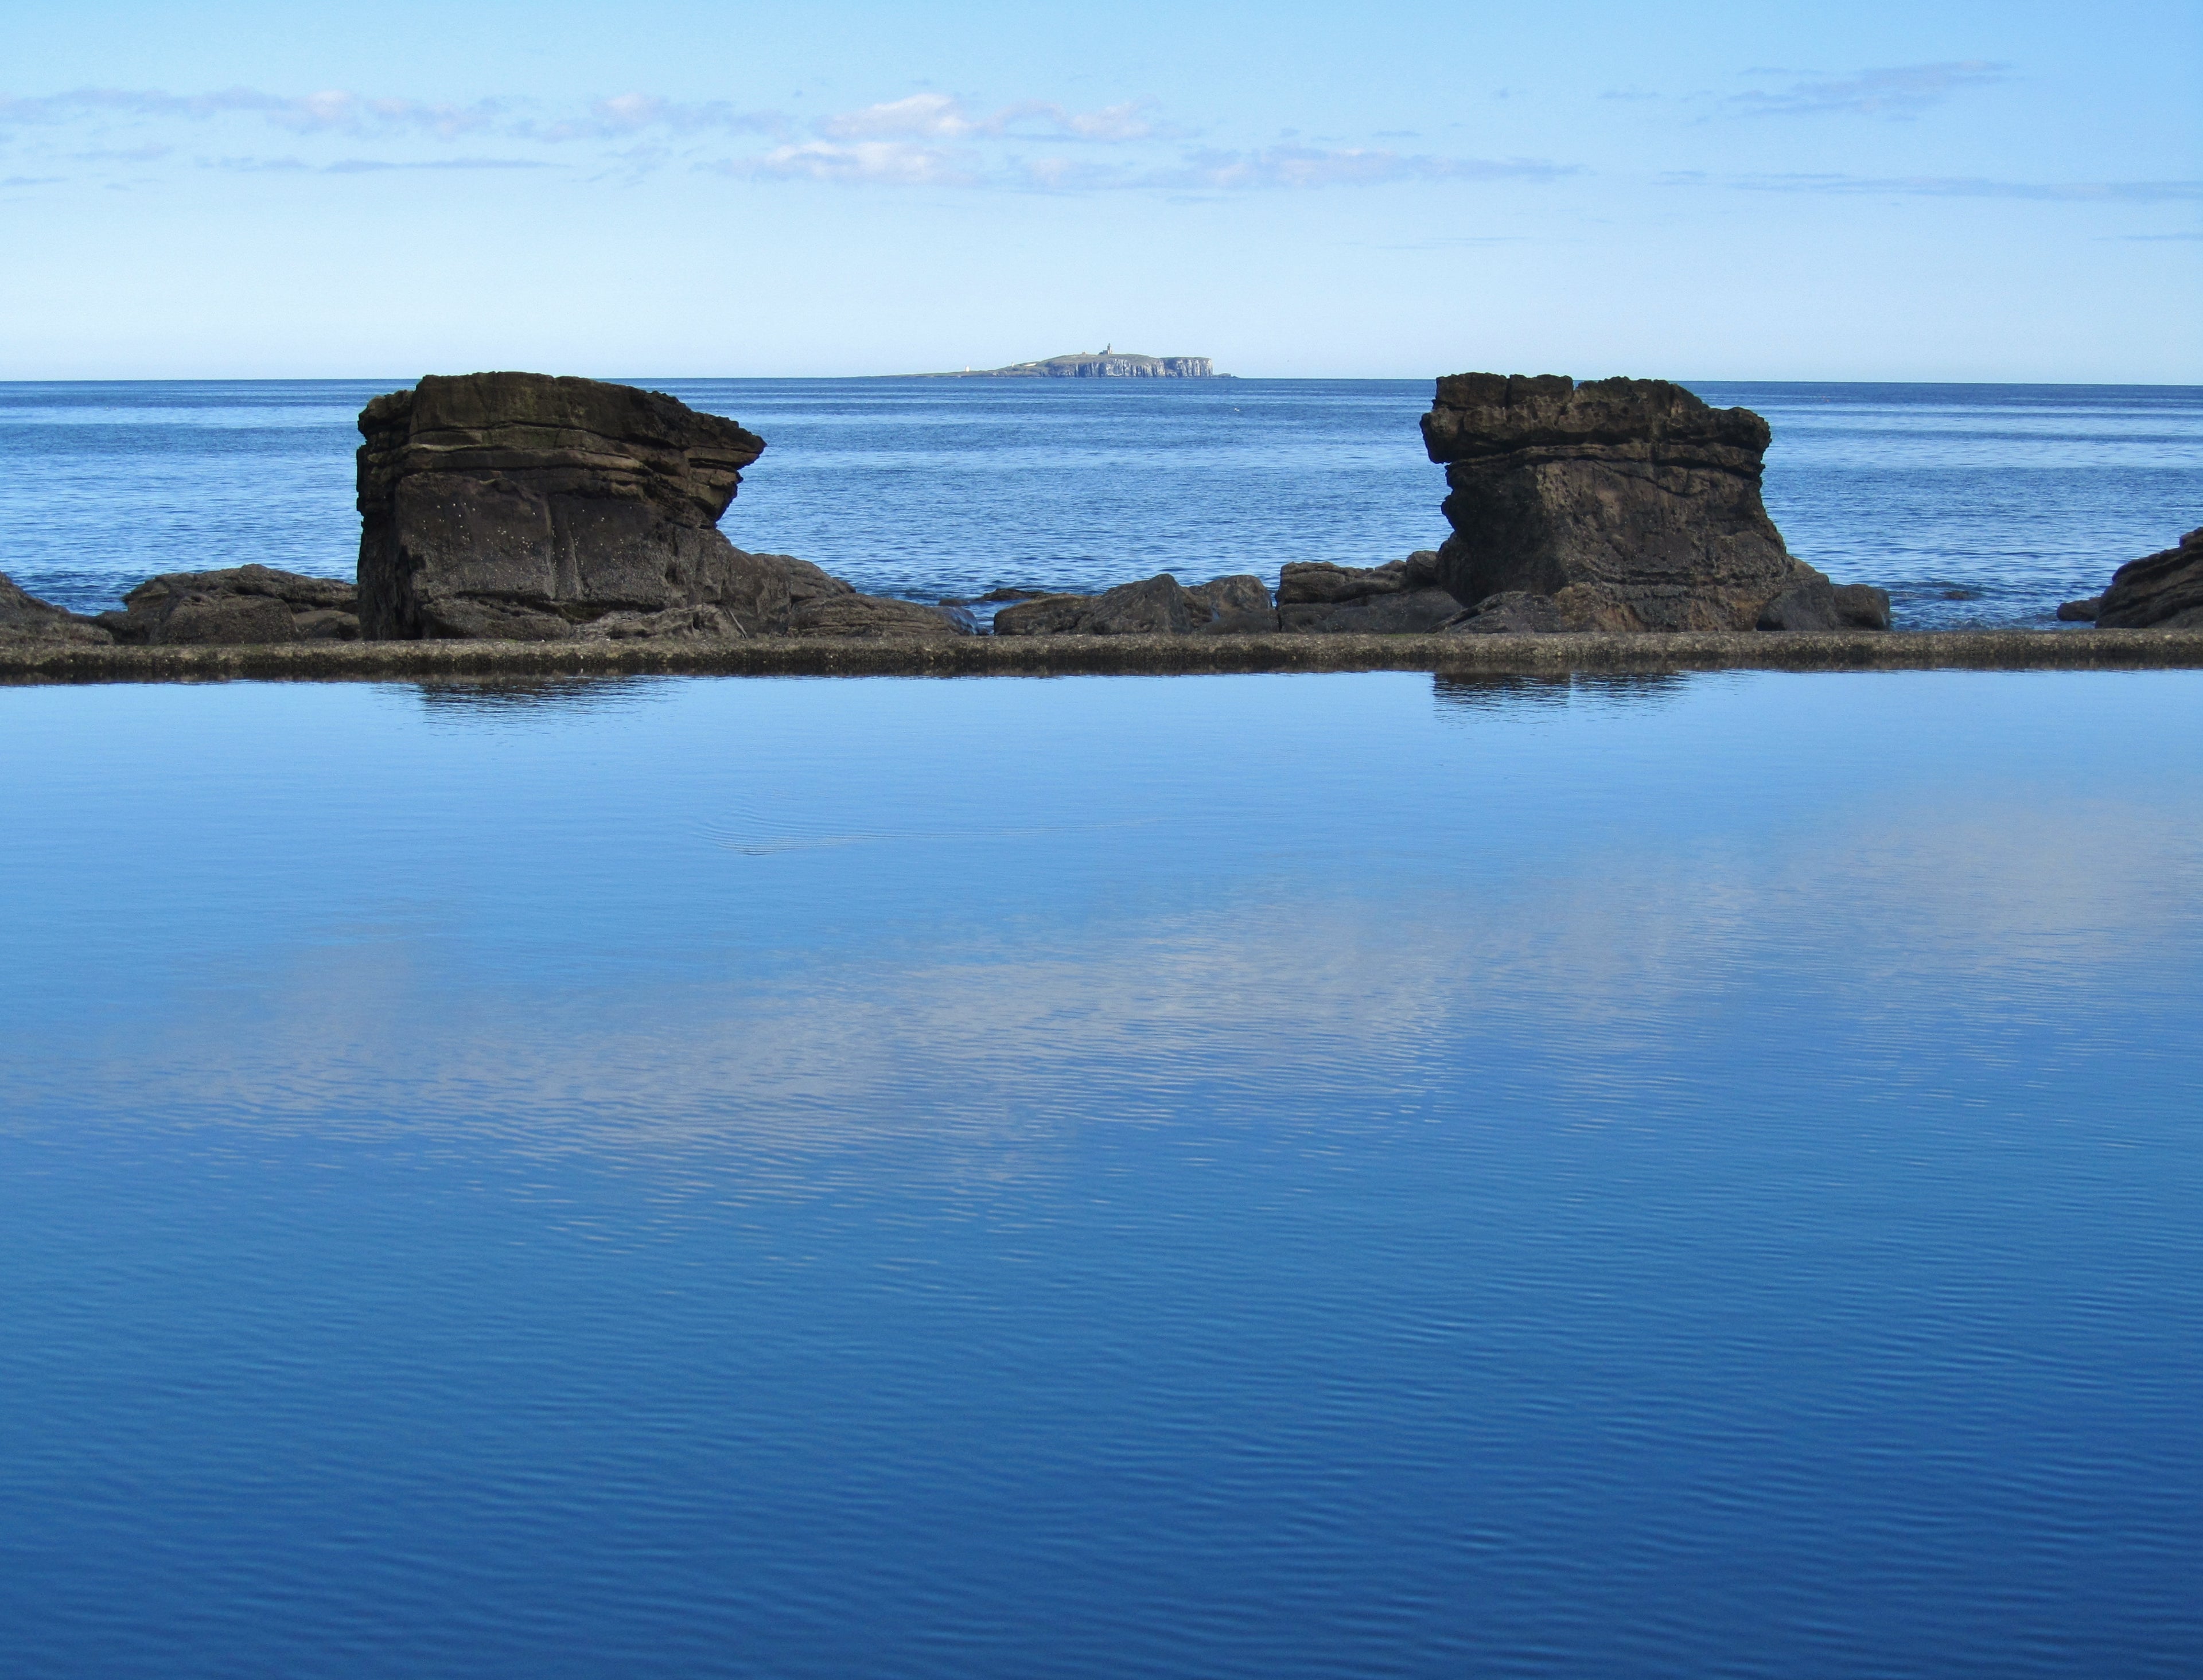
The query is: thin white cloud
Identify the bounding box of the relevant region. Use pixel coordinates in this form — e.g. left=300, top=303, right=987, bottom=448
left=524, top=94, right=790, bottom=142
left=820, top=92, right=979, bottom=141
left=5, top=83, right=1577, bottom=197
left=0, top=86, right=509, bottom=139
left=1730, top=61, right=2011, bottom=119
left=714, top=140, right=1578, bottom=194
left=716, top=139, right=978, bottom=186
left=816, top=93, right=1158, bottom=143
left=1729, top=173, right=2203, bottom=202
left=1030, top=99, right=1156, bottom=142
left=207, top=154, right=561, bottom=174
left=1133, top=146, right=1579, bottom=191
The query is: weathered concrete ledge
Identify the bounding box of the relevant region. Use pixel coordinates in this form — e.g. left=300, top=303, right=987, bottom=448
left=5, top=628, right=2203, bottom=685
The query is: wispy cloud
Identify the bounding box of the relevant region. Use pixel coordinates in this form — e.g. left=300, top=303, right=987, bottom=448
left=1134, top=146, right=1574, bottom=190
left=1729, top=61, right=2011, bottom=119
left=523, top=93, right=790, bottom=142
left=208, top=154, right=562, bottom=174
left=816, top=92, right=1158, bottom=143
left=2, top=173, right=65, bottom=187
left=0, top=86, right=512, bottom=138
left=711, top=139, right=1579, bottom=194
left=1729, top=173, right=2203, bottom=202
left=4, top=82, right=1582, bottom=198
left=712, top=139, right=978, bottom=186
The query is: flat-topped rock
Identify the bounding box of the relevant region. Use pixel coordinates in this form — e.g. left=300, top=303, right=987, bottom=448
left=356, top=372, right=892, bottom=641
left=1420, top=373, right=1842, bottom=633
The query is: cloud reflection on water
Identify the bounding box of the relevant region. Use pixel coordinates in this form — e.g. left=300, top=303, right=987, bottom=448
left=32, top=693, right=2196, bottom=1199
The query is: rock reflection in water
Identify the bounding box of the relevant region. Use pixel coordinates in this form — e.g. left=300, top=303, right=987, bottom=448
left=404, top=675, right=675, bottom=720
left=1431, top=669, right=1694, bottom=715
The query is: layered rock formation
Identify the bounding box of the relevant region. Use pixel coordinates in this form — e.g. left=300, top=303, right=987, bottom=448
left=1420, top=373, right=1874, bottom=632
left=96, top=564, right=360, bottom=645
left=357, top=372, right=960, bottom=641
left=1274, top=554, right=1463, bottom=633
left=2092, top=527, right=2203, bottom=629
left=0, top=572, right=112, bottom=645
left=993, top=572, right=1270, bottom=636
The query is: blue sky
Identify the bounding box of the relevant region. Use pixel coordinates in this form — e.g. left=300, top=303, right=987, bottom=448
left=3, top=1, right=2197, bottom=379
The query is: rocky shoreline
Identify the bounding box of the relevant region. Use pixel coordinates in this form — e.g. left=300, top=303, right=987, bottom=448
left=5, top=368, right=2193, bottom=673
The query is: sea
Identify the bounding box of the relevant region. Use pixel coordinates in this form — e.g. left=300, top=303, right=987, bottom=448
left=1, top=378, right=2199, bottom=625
left=3, top=382, right=2201, bottom=1678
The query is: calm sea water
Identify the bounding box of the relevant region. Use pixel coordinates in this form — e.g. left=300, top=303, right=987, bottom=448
left=1, top=379, right=2198, bottom=628
left=2, top=669, right=2199, bottom=1677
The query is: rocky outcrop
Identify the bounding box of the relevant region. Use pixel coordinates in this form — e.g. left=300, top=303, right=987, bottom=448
left=993, top=572, right=1270, bottom=636
left=95, top=564, right=360, bottom=645
left=0, top=572, right=113, bottom=645
left=1754, top=578, right=1893, bottom=632
left=787, top=594, right=976, bottom=639
left=1420, top=373, right=1871, bottom=632
left=1443, top=591, right=1567, bottom=635
left=1273, top=553, right=1462, bottom=633
left=360, top=373, right=843, bottom=640
left=2095, top=527, right=2203, bottom=629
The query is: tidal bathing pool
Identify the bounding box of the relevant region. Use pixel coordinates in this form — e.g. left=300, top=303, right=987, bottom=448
left=2, top=668, right=2198, bottom=1678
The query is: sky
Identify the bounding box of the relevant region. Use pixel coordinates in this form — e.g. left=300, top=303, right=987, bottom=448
left=2, top=0, right=2197, bottom=380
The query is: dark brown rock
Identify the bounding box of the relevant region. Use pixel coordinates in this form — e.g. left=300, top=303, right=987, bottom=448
left=1832, top=584, right=1893, bottom=631
left=577, top=605, right=737, bottom=641
left=96, top=564, right=358, bottom=645
left=2056, top=595, right=2103, bottom=622
left=1443, top=591, right=1568, bottom=635
left=992, top=572, right=1268, bottom=636
left=1186, top=574, right=1271, bottom=618
left=1278, top=560, right=1410, bottom=605
left=158, top=594, right=299, bottom=645
left=1279, top=587, right=1465, bottom=634
left=355, top=372, right=860, bottom=641
left=1420, top=373, right=1821, bottom=631
left=787, top=594, right=974, bottom=639
left=989, top=592, right=1093, bottom=636
left=1756, top=579, right=1893, bottom=632
left=2096, top=527, right=2203, bottom=629
left=0, top=571, right=112, bottom=645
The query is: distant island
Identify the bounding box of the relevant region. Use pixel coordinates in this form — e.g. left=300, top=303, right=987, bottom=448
left=914, top=347, right=1223, bottom=379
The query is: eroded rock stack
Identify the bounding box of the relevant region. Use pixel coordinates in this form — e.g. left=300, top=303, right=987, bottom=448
left=1421, top=373, right=1887, bottom=633
left=356, top=372, right=963, bottom=641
